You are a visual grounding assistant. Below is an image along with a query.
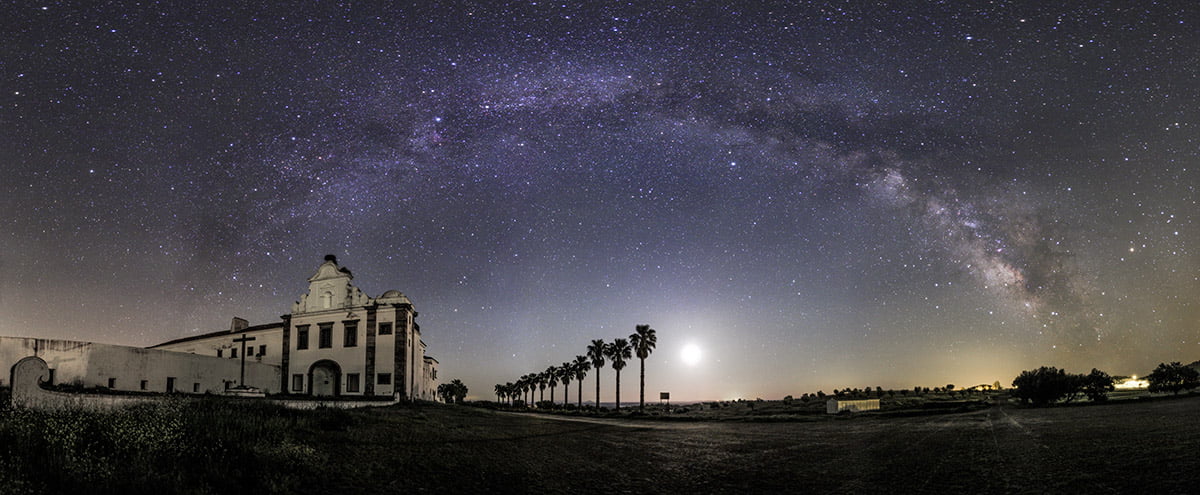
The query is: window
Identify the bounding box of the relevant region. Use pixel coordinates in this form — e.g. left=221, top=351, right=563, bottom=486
left=292, top=374, right=304, bottom=392
left=296, top=325, right=310, bottom=350
left=140, top=380, right=148, bottom=391
left=321, top=291, right=333, bottom=308
left=107, top=377, right=116, bottom=389
left=258, top=344, right=266, bottom=356
left=378, top=322, right=392, bottom=335
left=344, top=321, right=358, bottom=347
left=166, top=377, right=176, bottom=393
left=318, top=323, right=333, bottom=349
left=193, top=383, right=200, bottom=393
left=231, top=347, right=237, bottom=358
left=346, top=373, right=360, bottom=393
left=377, top=373, right=392, bottom=385
left=217, top=349, right=223, bottom=357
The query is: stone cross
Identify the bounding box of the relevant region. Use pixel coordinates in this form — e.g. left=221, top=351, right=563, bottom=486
left=232, top=333, right=256, bottom=387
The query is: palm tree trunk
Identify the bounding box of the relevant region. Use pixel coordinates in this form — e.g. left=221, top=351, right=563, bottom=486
left=639, top=357, right=645, bottom=411
left=615, top=369, right=621, bottom=411
left=595, top=370, right=601, bottom=409
left=577, top=381, right=582, bottom=408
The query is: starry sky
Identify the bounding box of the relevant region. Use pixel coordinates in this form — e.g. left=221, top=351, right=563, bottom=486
left=1, top=1, right=1196, bottom=401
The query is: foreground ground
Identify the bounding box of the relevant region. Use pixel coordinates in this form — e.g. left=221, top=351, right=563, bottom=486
left=2, top=394, right=1199, bottom=493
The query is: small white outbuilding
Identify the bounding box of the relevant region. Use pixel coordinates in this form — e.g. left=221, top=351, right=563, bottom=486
left=826, top=398, right=881, bottom=414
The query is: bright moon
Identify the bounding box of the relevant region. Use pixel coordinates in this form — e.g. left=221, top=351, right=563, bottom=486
left=681, top=344, right=702, bottom=366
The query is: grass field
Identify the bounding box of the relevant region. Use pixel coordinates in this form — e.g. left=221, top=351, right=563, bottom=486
left=2, top=393, right=1199, bottom=494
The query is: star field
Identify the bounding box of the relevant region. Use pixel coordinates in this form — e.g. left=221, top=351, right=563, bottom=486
left=1, top=1, right=1196, bottom=400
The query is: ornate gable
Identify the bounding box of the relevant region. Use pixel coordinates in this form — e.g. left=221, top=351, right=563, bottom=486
left=292, top=255, right=368, bottom=314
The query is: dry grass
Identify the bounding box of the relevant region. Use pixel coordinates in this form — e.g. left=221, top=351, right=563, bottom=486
left=2, top=393, right=1198, bottom=494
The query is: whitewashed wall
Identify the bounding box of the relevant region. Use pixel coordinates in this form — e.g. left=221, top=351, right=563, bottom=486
left=0, top=336, right=280, bottom=394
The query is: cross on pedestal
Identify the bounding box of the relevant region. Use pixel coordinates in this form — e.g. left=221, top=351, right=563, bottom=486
left=232, top=333, right=256, bottom=387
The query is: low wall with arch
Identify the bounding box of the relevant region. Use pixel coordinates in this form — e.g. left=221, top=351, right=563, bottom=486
left=9, top=355, right=396, bottom=411
left=9, top=356, right=161, bottom=410
left=0, top=335, right=280, bottom=396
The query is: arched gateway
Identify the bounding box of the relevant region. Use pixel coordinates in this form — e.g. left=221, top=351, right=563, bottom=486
left=308, top=360, right=341, bottom=396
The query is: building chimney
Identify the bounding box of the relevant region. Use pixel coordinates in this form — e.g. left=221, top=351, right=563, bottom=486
left=230, top=317, right=249, bottom=333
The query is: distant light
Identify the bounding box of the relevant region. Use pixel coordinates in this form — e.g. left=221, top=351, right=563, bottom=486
left=1116, top=378, right=1148, bottom=390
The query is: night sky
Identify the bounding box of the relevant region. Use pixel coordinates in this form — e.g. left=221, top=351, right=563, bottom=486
left=2, top=2, right=1196, bottom=401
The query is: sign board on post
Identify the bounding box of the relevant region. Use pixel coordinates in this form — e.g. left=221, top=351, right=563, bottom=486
left=660, top=391, right=670, bottom=406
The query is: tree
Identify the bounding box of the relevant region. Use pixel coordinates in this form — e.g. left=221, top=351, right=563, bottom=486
left=572, top=354, right=591, bottom=408
left=438, top=379, right=468, bottom=404
left=537, top=372, right=548, bottom=403
left=1012, top=366, right=1082, bottom=406
left=494, top=383, right=504, bottom=404
left=606, top=338, right=633, bottom=411
left=520, top=374, right=534, bottom=407
left=1082, top=368, right=1115, bottom=402
left=1147, top=362, right=1200, bottom=395
left=451, top=379, right=468, bottom=403
left=629, top=324, right=657, bottom=411
left=587, top=339, right=606, bottom=407
left=559, top=362, right=573, bottom=406
left=547, top=366, right=559, bottom=405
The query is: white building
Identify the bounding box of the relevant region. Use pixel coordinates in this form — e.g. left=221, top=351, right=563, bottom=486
left=152, top=255, right=439, bottom=400
left=826, top=398, right=881, bottom=414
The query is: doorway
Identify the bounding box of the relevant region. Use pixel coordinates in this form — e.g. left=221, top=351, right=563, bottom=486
left=308, top=360, right=341, bottom=396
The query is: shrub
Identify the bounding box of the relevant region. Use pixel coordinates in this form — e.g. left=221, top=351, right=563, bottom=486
left=1012, top=366, right=1079, bottom=406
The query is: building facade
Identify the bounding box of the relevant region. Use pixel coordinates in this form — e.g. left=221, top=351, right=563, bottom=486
left=151, top=255, right=438, bottom=400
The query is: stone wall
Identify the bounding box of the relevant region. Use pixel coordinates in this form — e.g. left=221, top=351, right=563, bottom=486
left=0, top=336, right=279, bottom=394
left=8, top=355, right=396, bottom=411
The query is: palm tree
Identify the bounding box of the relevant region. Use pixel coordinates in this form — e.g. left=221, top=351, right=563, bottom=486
left=520, top=374, right=534, bottom=407
left=547, top=366, right=559, bottom=405
left=587, top=339, right=606, bottom=408
left=494, top=383, right=504, bottom=404
left=522, top=374, right=531, bottom=405
left=537, top=372, right=548, bottom=404
left=559, top=362, right=574, bottom=406
left=505, top=381, right=516, bottom=406
left=606, top=338, right=633, bottom=411
left=572, top=355, right=591, bottom=408
left=629, top=324, right=657, bottom=411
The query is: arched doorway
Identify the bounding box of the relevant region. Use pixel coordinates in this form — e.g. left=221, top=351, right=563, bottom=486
left=308, top=360, right=341, bottom=396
